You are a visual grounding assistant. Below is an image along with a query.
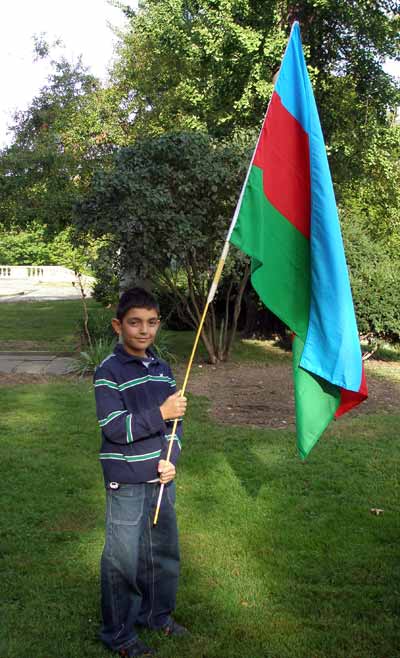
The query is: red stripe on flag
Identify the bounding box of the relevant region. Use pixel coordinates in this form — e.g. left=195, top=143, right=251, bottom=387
left=253, top=92, right=311, bottom=240
left=335, top=364, right=368, bottom=417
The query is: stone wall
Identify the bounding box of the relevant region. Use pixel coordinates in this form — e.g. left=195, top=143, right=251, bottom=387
left=0, top=265, right=92, bottom=285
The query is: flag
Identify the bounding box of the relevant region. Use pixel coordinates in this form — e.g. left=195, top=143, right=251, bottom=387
left=229, top=22, right=368, bottom=458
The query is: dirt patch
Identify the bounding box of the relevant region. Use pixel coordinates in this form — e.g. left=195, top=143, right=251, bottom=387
left=178, top=361, right=400, bottom=429
left=1, top=360, right=398, bottom=429
left=0, top=373, right=74, bottom=386
left=0, top=341, right=51, bottom=351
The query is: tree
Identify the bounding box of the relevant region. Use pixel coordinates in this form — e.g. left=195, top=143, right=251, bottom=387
left=340, top=121, right=400, bottom=242
left=341, top=208, right=400, bottom=341
left=75, top=131, right=250, bottom=362
left=108, top=0, right=400, bottom=344
left=0, top=51, right=100, bottom=232
left=112, top=0, right=399, bottom=157
left=0, top=223, right=96, bottom=271
left=0, top=32, right=132, bottom=235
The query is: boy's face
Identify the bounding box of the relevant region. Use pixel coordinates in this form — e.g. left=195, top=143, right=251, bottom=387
left=112, top=307, right=160, bottom=357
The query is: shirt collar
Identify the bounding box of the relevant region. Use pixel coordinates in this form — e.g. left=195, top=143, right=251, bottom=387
left=114, top=342, right=160, bottom=365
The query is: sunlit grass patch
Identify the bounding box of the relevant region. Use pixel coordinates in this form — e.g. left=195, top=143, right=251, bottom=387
left=1, top=368, right=400, bottom=657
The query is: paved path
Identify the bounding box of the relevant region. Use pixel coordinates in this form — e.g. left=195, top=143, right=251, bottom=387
left=0, top=352, right=75, bottom=375
left=0, top=280, right=92, bottom=302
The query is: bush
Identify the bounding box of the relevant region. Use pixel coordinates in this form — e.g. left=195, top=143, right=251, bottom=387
left=70, top=337, right=117, bottom=376
left=79, top=308, right=115, bottom=344
left=342, top=210, right=400, bottom=340
left=153, top=328, right=177, bottom=363
left=0, top=223, right=94, bottom=271
left=91, top=242, right=120, bottom=306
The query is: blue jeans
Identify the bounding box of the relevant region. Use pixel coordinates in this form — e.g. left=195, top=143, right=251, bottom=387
left=100, top=481, right=180, bottom=651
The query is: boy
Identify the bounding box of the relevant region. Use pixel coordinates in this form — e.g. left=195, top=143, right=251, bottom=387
left=94, top=287, right=188, bottom=657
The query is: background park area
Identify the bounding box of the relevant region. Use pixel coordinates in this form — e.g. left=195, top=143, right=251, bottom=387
left=1, top=297, right=400, bottom=658
left=1, top=1, right=399, bottom=656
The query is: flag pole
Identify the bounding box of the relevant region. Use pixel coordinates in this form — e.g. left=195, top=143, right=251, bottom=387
left=153, top=240, right=230, bottom=525
left=153, top=94, right=272, bottom=525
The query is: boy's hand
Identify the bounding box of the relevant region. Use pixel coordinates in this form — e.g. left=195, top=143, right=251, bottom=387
left=158, top=459, right=176, bottom=484
left=160, top=390, right=187, bottom=420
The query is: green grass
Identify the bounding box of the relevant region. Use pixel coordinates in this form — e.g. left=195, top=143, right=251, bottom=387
left=1, top=380, right=400, bottom=658
left=0, top=299, right=112, bottom=351
left=0, top=300, right=291, bottom=365
left=361, top=340, right=400, bottom=363
left=152, top=330, right=291, bottom=365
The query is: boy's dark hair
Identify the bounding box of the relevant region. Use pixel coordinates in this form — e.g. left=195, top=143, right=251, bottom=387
left=116, top=287, right=160, bottom=321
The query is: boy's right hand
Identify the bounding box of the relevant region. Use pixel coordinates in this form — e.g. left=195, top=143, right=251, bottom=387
left=160, top=390, right=187, bottom=420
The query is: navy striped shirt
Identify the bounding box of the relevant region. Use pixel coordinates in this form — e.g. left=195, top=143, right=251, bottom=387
left=94, top=344, right=182, bottom=484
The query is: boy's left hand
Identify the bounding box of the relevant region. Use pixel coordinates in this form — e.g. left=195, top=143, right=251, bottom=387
left=158, top=459, right=176, bottom=484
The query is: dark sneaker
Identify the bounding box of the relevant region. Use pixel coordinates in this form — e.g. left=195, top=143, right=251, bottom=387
left=119, top=638, right=156, bottom=657
left=160, top=619, right=189, bottom=637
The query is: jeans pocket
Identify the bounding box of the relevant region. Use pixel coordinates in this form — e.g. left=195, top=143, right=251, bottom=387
left=109, top=486, right=145, bottom=526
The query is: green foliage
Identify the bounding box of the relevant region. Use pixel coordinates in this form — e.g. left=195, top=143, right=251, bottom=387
left=0, top=223, right=51, bottom=265
left=112, top=1, right=399, bottom=155
left=152, top=328, right=177, bottom=363
left=80, top=306, right=115, bottom=343
left=70, top=337, right=117, bottom=376
left=76, top=131, right=248, bottom=275
left=342, top=209, right=400, bottom=340
left=339, top=122, right=400, bottom=241
left=112, top=0, right=283, bottom=137
left=0, top=224, right=95, bottom=271
left=0, top=50, right=104, bottom=232
left=75, top=131, right=250, bottom=360
left=91, top=240, right=121, bottom=305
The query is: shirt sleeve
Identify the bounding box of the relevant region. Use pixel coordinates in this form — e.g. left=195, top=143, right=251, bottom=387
left=94, top=367, right=166, bottom=445
left=161, top=364, right=183, bottom=464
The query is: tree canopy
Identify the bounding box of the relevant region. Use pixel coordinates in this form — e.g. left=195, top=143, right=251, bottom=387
left=112, top=0, right=399, bottom=142
left=75, top=131, right=250, bottom=360
left=0, top=4, right=399, bottom=344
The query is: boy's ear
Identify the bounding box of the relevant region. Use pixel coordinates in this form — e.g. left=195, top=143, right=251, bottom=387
left=111, top=318, right=121, bottom=336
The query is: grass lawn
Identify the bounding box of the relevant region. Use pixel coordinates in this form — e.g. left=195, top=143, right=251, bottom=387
left=0, top=300, right=292, bottom=364
left=1, top=299, right=398, bottom=367
left=1, top=378, right=400, bottom=658
left=0, top=299, right=111, bottom=352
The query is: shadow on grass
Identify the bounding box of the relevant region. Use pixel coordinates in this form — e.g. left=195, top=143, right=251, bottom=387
left=2, top=384, right=400, bottom=658
left=180, top=396, right=400, bottom=658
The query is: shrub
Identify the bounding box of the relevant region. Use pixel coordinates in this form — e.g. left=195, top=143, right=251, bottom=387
left=341, top=210, right=400, bottom=340
left=77, top=308, right=115, bottom=344
left=70, top=337, right=117, bottom=377
left=153, top=329, right=177, bottom=363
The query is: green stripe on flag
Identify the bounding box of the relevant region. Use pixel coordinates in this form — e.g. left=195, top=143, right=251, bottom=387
left=293, top=335, right=340, bottom=458
left=230, top=165, right=310, bottom=341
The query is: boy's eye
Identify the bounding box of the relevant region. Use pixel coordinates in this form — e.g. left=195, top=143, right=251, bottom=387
left=128, top=319, right=158, bottom=327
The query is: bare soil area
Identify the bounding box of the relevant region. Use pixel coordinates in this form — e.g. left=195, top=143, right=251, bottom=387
left=179, top=361, right=400, bottom=429
left=0, top=373, right=72, bottom=386
left=1, top=360, right=398, bottom=431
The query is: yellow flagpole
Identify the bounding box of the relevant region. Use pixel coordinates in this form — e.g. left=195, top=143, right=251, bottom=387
left=152, top=124, right=259, bottom=525
left=153, top=241, right=230, bottom=525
